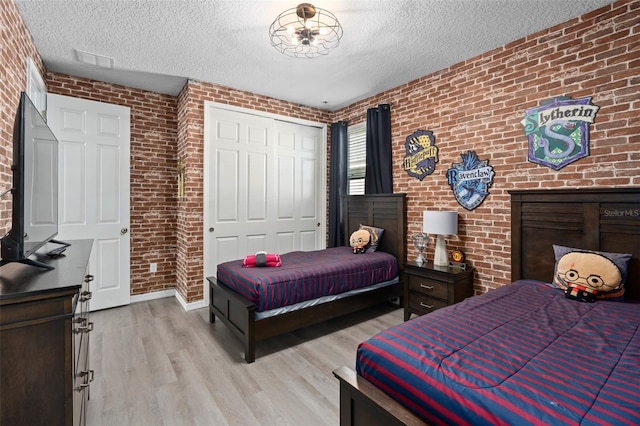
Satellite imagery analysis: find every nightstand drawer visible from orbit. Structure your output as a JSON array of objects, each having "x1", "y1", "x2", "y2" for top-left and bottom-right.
[
  {"x1": 407, "y1": 275, "x2": 448, "y2": 299},
  {"x1": 403, "y1": 261, "x2": 475, "y2": 321},
  {"x1": 408, "y1": 294, "x2": 448, "y2": 315}
]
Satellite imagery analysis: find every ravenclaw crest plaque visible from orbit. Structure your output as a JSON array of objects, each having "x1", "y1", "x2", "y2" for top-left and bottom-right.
[
  {"x1": 446, "y1": 151, "x2": 495, "y2": 211},
  {"x1": 403, "y1": 130, "x2": 438, "y2": 181},
  {"x1": 521, "y1": 96, "x2": 599, "y2": 170}
]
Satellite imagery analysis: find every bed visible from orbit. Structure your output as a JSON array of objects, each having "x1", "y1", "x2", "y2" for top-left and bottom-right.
[
  {"x1": 334, "y1": 187, "x2": 640, "y2": 426},
  {"x1": 207, "y1": 193, "x2": 406, "y2": 363}
]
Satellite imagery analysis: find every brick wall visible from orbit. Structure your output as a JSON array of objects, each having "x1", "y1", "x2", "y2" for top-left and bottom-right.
[
  {"x1": 334, "y1": 0, "x2": 640, "y2": 293},
  {"x1": 175, "y1": 83, "x2": 203, "y2": 303},
  {"x1": 46, "y1": 74, "x2": 179, "y2": 296},
  {"x1": 0, "y1": 0, "x2": 46, "y2": 235}
]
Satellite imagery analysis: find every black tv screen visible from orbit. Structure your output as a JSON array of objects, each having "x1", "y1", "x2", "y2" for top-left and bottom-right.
[{"x1": 1, "y1": 92, "x2": 59, "y2": 269}]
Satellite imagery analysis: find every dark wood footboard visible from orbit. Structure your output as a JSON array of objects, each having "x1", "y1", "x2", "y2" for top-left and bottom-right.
[
  {"x1": 209, "y1": 276, "x2": 257, "y2": 362},
  {"x1": 333, "y1": 366, "x2": 428, "y2": 426},
  {"x1": 209, "y1": 276, "x2": 402, "y2": 363}
]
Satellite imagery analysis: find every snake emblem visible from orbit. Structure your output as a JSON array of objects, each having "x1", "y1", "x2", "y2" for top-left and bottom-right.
[{"x1": 537, "y1": 120, "x2": 576, "y2": 159}]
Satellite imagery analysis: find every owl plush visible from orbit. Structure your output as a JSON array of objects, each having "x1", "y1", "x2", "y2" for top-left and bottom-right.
[{"x1": 349, "y1": 230, "x2": 370, "y2": 254}]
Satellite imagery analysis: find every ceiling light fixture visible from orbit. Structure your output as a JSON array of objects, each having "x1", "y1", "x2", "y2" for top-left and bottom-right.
[{"x1": 269, "y1": 3, "x2": 343, "y2": 58}]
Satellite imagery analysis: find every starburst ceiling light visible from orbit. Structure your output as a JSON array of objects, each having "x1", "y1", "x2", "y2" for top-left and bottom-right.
[{"x1": 269, "y1": 3, "x2": 343, "y2": 58}]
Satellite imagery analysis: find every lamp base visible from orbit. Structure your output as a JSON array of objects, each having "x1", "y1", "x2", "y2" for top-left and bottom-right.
[{"x1": 433, "y1": 235, "x2": 449, "y2": 267}]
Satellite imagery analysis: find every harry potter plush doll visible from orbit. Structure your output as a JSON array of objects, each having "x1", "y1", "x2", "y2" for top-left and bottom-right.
[
  {"x1": 349, "y1": 230, "x2": 370, "y2": 254},
  {"x1": 554, "y1": 249, "x2": 627, "y2": 302}
]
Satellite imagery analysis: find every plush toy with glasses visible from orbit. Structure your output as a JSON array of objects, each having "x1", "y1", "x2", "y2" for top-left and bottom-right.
[{"x1": 349, "y1": 230, "x2": 370, "y2": 254}]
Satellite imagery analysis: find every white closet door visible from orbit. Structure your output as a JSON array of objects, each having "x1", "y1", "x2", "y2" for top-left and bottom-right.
[
  {"x1": 203, "y1": 104, "x2": 326, "y2": 304},
  {"x1": 272, "y1": 119, "x2": 323, "y2": 252}
]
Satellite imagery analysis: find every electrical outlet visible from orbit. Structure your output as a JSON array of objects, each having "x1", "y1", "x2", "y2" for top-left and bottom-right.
[{"x1": 150, "y1": 263, "x2": 157, "y2": 273}]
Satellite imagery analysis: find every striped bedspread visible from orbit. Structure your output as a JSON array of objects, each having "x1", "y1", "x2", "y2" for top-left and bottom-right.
[
  {"x1": 356, "y1": 279, "x2": 640, "y2": 425},
  {"x1": 216, "y1": 246, "x2": 397, "y2": 312}
]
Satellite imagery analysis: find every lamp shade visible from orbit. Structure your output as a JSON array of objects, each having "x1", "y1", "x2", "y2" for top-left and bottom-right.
[
  {"x1": 423, "y1": 210, "x2": 458, "y2": 267},
  {"x1": 422, "y1": 211, "x2": 458, "y2": 236}
]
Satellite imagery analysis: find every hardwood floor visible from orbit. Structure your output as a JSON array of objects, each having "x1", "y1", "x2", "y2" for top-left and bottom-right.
[{"x1": 86, "y1": 297, "x2": 403, "y2": 426}]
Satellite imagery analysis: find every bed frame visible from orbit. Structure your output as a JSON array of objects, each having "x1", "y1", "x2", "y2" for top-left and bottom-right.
[
  {"x1": 208, "y1": 193, "x2": 406, "y2": 363},
  {"x1": 334, "y1": 187, "x2": 640, "y2": 426}
]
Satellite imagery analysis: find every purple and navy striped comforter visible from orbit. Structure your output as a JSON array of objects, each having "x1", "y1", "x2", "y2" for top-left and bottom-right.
[
  {"x1": 216, "y1": 246, "x2": 397, "y2": 312},
  {"x1": 356, "y1": 279, "x2": 640, "y2": 425}
]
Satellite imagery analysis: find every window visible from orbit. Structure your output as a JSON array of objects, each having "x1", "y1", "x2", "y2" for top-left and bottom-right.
[{"x1": 347, "y1": 123, "x2": 366, "y2": 195}]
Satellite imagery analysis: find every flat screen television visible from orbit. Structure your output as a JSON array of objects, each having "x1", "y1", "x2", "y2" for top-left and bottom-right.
[{"x1": 1, "y1": 92, "x2": 63, "y2": 269}]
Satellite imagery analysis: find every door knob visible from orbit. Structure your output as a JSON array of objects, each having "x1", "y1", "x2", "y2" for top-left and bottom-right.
[{"x1": 121, "y1": 227, "x2": 128, "y2": 235}]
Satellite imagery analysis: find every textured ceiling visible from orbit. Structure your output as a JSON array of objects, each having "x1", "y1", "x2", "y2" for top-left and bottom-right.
[{"x1": 16, "y1": 0, "x2": 615, "y2": 111}]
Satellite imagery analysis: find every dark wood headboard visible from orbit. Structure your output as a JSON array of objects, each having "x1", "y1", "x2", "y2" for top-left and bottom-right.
[
  {"x1": 342, "y1": 194, "x2": 407, "y2": 267},
  {"x1": 510, "y1": 188, "x2": 640, "y2": 301}
]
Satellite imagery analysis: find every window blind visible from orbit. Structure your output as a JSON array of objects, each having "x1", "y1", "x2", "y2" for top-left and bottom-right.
[{"x1": 347, "y1": 123, "x2": 366, "y2": 195}]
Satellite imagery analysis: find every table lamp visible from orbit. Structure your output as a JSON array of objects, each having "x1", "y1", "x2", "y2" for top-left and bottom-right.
[{"x1": 422, "y1": 211, "x2": 458, "y2": 267}]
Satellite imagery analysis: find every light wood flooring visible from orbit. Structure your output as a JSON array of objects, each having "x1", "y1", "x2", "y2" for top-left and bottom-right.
[{"x1": 86, "y1": 297, "x2": 404, "y2": 426}]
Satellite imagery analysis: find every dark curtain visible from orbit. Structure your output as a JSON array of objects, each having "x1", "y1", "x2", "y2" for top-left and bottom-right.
[
  {"x1": 328, "y1": 121, "x2": 348, "y2": 247},
  {"x1": 364, "y1": 103, "x2": 393, "y2": 194}
]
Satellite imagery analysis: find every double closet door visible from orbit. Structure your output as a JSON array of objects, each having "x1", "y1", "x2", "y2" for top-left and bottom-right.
[{"x1": 203, "y1": 103, "x2": 326, "y2": 296}]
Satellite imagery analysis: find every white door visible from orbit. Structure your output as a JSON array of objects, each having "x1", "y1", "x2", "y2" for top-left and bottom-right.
[
  {"x1": 203, "y1": 104, "x2": 325, "y2": 301},
  {"x1": 272, "y1": 119, "x2": 324, "y2": 250},
  {"x1": 47, "y1": 94, "x2": 131, "y2": 311}
]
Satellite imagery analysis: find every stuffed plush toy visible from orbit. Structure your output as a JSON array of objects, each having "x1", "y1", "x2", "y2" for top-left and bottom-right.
[
  {"x1": 564, "y1": 284, "x2": 598, "y2": 303},
  {"x1": 554, "y1": 250, "x2": 625, "y2": 302},
  {"x1": 349, "y1": 229, "x2": 370, "y2": 254}
]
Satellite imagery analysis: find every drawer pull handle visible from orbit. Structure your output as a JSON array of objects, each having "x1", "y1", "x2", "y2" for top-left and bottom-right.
[
  {"x1": 76, "y1": 322, "x2": 94, "y2": 333},
  {"x1": 76, "y1": 383, "x2": 90, "y2": 391},
  {"x1": 420, "y1": 302, "x2": 434, "y2": 310},
  {"x1": 420, "y1": 284, "x2": 434, "y2": 291},
  {"x1": 81, "y1": 291, "x2": 92, "y2": 302},
  {"x1": 81, "y1": 369, "x2": 95, "y2": 383}
]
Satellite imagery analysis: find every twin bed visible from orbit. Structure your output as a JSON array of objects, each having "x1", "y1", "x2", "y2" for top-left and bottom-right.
[
  {"x1": 208, "y1": 193, "x2": 406, "y2": 363},
  {"x1": 334, "y1": 188, "x2": 640, "y2": 425}
]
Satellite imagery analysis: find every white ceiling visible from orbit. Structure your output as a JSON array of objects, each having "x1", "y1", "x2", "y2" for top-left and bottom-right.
[{"x1": 16, "y1": 0, "x2": 614, "y2": 111}]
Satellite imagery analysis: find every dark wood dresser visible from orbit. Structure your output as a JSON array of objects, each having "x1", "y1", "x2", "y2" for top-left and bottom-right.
[
  {"x1": 0, "y1": 239, "x2": 94, "y2": 426},
  {"x1": 403, "y1": 260, "x2": 474, "y2": 320}
]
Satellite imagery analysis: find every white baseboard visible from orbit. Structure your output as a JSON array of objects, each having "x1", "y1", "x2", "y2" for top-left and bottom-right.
[
  {"x1": 174, "y1": 290, "x2": 207, "y2": 311},
  {"x1": 129, "y1": 288, "x2": 206, "y2": 312},
  {"x1": 130, "y1": 289, "x2": 175, "y2": 304}
]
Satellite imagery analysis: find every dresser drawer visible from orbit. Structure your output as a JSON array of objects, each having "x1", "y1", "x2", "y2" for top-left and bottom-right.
[
  {"x1": 408, "y1": 294, "x2": 448, "y2": 315},
  {"x1": 407, "y1": 275, "x2": 449, "y2": 300}
]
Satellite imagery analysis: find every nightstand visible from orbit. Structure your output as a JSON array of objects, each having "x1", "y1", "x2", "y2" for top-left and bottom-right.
[{"x1": 403, "y1": 261, "x2": 474, "y2": 320}]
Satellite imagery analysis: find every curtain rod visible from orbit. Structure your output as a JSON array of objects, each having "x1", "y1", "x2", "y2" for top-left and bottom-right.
[{"x1": 347, "y1": 102, "x2": 393, "y2": 124}]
